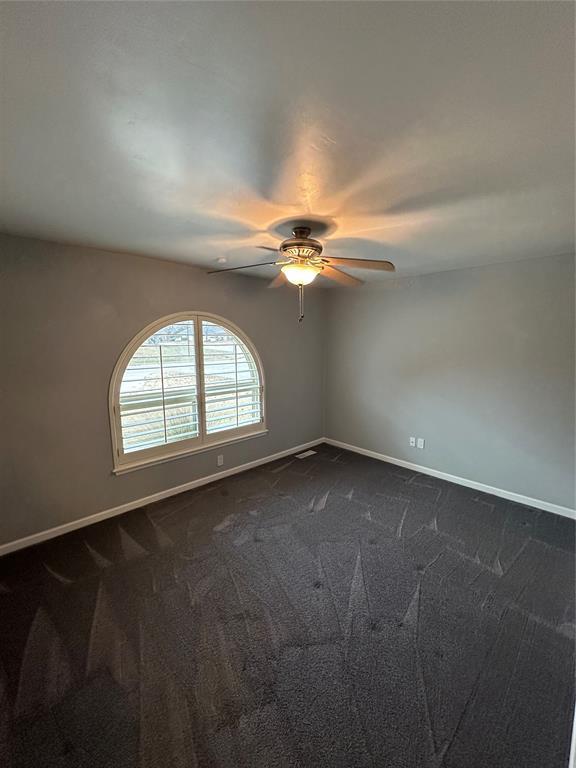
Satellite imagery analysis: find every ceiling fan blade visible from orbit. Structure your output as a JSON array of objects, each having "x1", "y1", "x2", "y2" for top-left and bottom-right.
[
  {"x1": 321, "y1": 265, "x2": 364, "y2": 286},
  {"x1": 324, "y1": 256, "x2": 395, "y2": 272},
  {"x1": 207, "y1": 261, "x2": 278, "y2": 274},
  {"x1": 257, "y1": 246, "x2": 278, "y2": 253},
  {"x1": 268, "y1": 272, "x2": 286, "y2": 288}
]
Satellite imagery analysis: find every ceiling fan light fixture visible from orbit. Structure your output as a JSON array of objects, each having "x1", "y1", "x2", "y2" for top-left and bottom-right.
[
  {"x1": 208, "y1": 222, "x2": 395, "y2": 322},
  {"x1": 281, "y1": 262, "x2": 321, "y2": 286}
]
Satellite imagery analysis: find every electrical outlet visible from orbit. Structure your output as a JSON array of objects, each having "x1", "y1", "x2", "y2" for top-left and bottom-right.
[
  {"x1": 417, "y1": 438, "x2": 425, "y2": 449},
  {"x1": 217, "y1": 454, "x2": 224, "y2": 467},
  {"x1": 409, "y1": 437, "x2": 416, "y2": 447}
]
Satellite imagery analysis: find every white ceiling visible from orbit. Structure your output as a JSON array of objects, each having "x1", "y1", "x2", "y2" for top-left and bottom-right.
[{"x1": 1, "y1": 2, "x2": 574, "y2": 281}]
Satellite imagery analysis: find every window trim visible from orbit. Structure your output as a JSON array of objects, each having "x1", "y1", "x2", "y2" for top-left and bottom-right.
[{"x1": 109, "y1": 311, "x2": 266, "y2": 474}]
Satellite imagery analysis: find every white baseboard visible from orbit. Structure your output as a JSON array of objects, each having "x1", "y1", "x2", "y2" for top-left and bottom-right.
[
  {"x1": 0, "y1": 439, "x2": 324, "y2": 557},
  {"x1": 324, "y1": 438, "x2": 576, "y2": 520},
  {"x1": 570, "y1": 706, "x2": 576, "y2": 768},
  {"x1": 2, "y1": 435, "x2": 573, "y2": 557}
]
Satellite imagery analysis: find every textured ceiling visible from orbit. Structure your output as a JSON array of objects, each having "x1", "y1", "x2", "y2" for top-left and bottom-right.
[{"x1": 1, "y1": 2, "x2": 574, "y2": 281}]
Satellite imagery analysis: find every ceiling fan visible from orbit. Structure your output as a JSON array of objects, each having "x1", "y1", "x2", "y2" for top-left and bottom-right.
[{"x1": 208, "y1": 224, "x2": 395, "y2": 321}]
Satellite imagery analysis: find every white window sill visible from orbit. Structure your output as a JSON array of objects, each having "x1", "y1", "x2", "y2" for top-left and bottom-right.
[{"x1": 112, "y1": 428, "x2": 269, "y2": 475}]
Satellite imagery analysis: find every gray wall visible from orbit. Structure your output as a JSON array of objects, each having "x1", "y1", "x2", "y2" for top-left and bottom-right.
[
  {"x1": 1, "y1": 235, "x2": 574, "y2": 548},
  {"x1": 0, "y1": 234, "x2": 325, "y2": 546},
  {"x1": 324, "y1": 254, "x2": 575, "y2": 509}
]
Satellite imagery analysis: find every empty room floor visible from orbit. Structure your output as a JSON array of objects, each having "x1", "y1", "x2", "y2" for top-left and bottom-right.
[{"x1": 0, "y1": 443, "x2": 574, "y2": 768}]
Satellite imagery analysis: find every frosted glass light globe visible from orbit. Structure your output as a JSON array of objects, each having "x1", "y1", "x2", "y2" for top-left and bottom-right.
[{"x1": 281, "y1": 263, "x2": 321, "y2": 286}]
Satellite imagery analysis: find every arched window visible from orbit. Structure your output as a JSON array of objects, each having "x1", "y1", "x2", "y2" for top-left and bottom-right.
[{"x1": 109, "y1": 313, "x2": 265, "y2": 473}]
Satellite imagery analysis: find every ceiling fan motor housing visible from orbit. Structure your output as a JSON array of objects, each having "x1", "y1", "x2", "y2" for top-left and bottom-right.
[{"x1": 279, "y1": 227, "x2": 324, "y2": 261}]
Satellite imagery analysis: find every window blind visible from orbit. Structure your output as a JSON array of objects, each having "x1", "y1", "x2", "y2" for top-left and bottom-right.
[
  {"x1": 116, "y1": 316, "x2": 263, "y2": 461},
  {"x1": 119, "y1": 321, "x2": 199, "y2": 453},
  {"x1": 202, "y1": 321, "x2": 262, "y2": 434}
]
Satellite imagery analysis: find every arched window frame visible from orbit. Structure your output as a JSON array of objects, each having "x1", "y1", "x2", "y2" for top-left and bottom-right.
[{"x1": 109, "y1": 312, "x2": 266, "y2": 474}]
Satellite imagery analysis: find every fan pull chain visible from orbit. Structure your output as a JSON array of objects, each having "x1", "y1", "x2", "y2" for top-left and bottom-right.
[{"x1": 298, "y1": 284, "x2": 304, "y2": 322}]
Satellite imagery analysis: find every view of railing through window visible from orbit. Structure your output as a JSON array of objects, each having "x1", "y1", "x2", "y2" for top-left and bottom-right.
[{"x1": 117, "y1": 317, "x2": 262, "y2": 456}]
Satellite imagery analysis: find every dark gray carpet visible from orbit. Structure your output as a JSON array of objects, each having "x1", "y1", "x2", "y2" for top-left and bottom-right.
[{"x1": 0, "y1": 443, "x2": 574, "y2": 767}]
